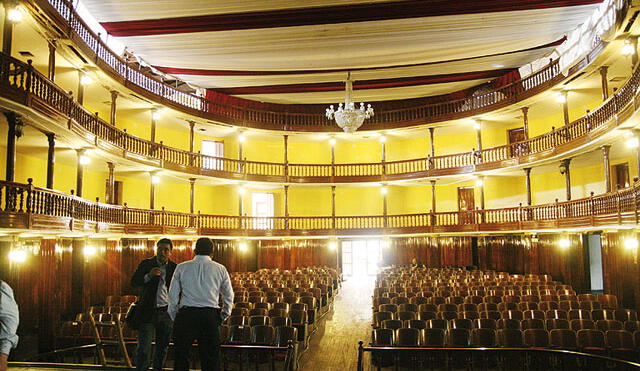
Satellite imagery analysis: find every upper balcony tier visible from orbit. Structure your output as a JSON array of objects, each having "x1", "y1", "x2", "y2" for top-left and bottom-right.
[
  {"x1": 28, "y1": 0, "x2": 610, "y2": 132},
  {"x1": 3, "y1": 48, "x2": 639, "y2": 184}
]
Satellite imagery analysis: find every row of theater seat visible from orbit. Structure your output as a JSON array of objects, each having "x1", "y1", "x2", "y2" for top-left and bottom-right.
[
  {"x1": 375, "y1": 317, "x2": 640, "y2": 333},
  {"x1": 371, "y1": 267, "x2": 635, "y2": 362},
  {"x1": 375, "y1": 301, "x2": 623, "y2": 314},
  {"x1": 371, "y1": 327, "x2": 639, "y2": 361},
  {"x1": 373, "y1": 309, "x2": 637, "y2": 327}
]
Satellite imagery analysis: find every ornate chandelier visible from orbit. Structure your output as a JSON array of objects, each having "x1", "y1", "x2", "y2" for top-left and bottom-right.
[{"x1": 325, "y1": 72, "x2": 374, "y2": 133}]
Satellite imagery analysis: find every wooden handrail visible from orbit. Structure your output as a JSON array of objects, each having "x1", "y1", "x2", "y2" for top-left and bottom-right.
[
  {"x1": 1, "y1": 49, "x2": 638, "y2": 184},
  {"x1": 2, "y1": 179, "x2": 639, "y2": 236},
  {"x1": 27, "y1": 0, "x2": 605, "y2": 132}
]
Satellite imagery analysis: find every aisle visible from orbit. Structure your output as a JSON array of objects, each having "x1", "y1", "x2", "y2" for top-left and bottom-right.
[{"x1": 298, "y1": 277, "x2": 374, "y2": 370}]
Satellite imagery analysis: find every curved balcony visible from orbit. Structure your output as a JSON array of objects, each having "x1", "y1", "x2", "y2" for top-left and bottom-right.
[
  {"x1": 2, "y1": 179, "x2": 637, "y2": 237},
  {"x1": 30, "y1": 0, "x2": 606, "y2": 132},
  {"x1": 2, "y1": 51, "x2": 638, "y2": 184}
]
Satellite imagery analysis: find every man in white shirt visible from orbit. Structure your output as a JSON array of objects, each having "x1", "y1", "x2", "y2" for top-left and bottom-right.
[
  {"x1": 0, "y1": 281, "x2": 19, "y2": 371},
  {"x1": 168, "y1": 238, "x2": 234, "y2": 371}
]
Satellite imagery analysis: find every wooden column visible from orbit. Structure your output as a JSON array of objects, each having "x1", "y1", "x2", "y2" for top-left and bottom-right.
[
  {"x1": 330, "y1": 139, "x2": 336, "y2": 178},
  {"x1": 106, "y1": 162, "x2": 115, "y2": 204},
  {"x1": 4, "y1": 112, "x2": 22, "y2": 182},
  {"x1": 149, "y1": 172, "x2": 156, "y2": 209},
  {"x1": 430, "y1": 180, "x2": 436, "y2": 212},
  {"x1": 521, "y1": 107, "x2": 530, "y2": 139},
  {"x1": 110, "y1": 91, "x2": 118, "y2": 126},
  {"x1": 524, "y1": 167, "x2": 532, "y2": 206},
  {"x1": 475, "y1": 120, "x2": 483, "y2": 151},
  {"x1": 188, "y1": 121, "x2": 196, "y2": 152},
  {"x1": 479, "y1": 177, "x2": 485, "y2": 210},
  {"x1": 150, "y1": 108, "x2": 157, "y2": 143},
  {"x1": 561, "y1": 158, "x2": 572, "y2": 201},
  {"x1": 331, "y1": 186, "x2": 336, "y2": 229},
  {"x1": 599, "y1": 66, "x2": 609, "y2": 101},
  {"x1": 77, "y1": 71, "x2": 85, "y2": 105},
  {"x1": 238, "y1": 187, "x2": 244, "y2": 216},
  {"x1": 429, "y1": 127, "x2": 435, "y2": 157},
  {"x1": 602, "y1": 145, "x2": 611, "y2": 193},
  {"x1": 284, "y1": 185, "x2": 289, "y2": 229},
  {"x1": 283, "y1": 135, "x2": 289, "y2": 178},
  {"x1": 2, "y1": 5, "x2": 14, "y2": 56},
  {"x1": 381, "y1": 136, "x2": 386, "y2": 176},
  {"x1": 561, "y1": 91, "x2": 569, "y2": 126},
  {"x1": 382, "y1": 186, "x2": 388, "y2": 216},
  {"x1": 46, "y1": 133, "x2": 55, "y2": 189},
  {"x1": 75, "y1": 149, "x2": 86, "y2": 197},
  {"x1": 189, "y1": 178, "x2": 196, "y2": 213},
  {"x1": 47, "y1": 40, "x2": 57, "y2": 81}
]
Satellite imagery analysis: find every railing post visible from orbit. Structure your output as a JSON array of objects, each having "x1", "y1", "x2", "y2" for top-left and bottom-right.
[
  {"x1": 25, "y1": 60, "x2": 33, "y2": 93},
  {"x1": 357, "y1": 341, "x2": 364, "y2": 371},
  {"x1": 25, "y1": 178, "x2": 33, "y2": 228},
  {"x1": 589, "y1": 192, "x2": 595, "y2": 226},
  {"x1": 161, "y1": 206, "x2": 166, "y2": 227},
  {"x1": 123, "y1": 202, "x2": 128, "y2": 225},
  {"x1": 95, "y1": 197, "x2": 100, "y2": 222},
  {"x1": 616, "y1": 189, "x2": 622, "y2": 224}
]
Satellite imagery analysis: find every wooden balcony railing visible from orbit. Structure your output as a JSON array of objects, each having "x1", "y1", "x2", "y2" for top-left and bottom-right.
[
  {"x1": 29, "y1": 0, "x2": 605, "y2": 132},
  {"x1": 2, "y1": 179, "x2": 638, "y2": 237},
  {"x1": 2, "y1": 49, "x2": 638, "y2": 184}
]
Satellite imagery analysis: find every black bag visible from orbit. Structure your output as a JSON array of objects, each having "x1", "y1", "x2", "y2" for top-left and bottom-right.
[{"x1": 124, "y1": 302, "x2": 143, "y2": 330}]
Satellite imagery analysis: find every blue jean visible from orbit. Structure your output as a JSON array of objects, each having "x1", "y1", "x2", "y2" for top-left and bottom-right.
[{"x1": 135, "y1": 309, "x2": 172, "y2": 371}]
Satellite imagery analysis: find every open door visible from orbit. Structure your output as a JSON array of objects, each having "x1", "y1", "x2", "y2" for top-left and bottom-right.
[
  {"x1": 458, "y1": 187, "x2": 475, "y2": 224},
  {"x1": 508, "y1": 127, "x2": 528, "y2": 157}
]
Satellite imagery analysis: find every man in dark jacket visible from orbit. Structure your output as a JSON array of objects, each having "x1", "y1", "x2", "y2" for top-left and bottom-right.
[{"x1": 131, "y1": 238, "x2": 177, "y2": 371}]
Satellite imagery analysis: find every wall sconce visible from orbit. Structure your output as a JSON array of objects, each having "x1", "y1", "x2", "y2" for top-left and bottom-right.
[
  {"x1": 79, "y1": 154, "x2": 91, "y2": 165},
  {"x1": 328, "y1": 241, "x2": 338, "y2": 250},
  {"x1": 7, "y1": 6, "x2": 23, "y2": 22},
  {"x1": 556, "y1": 92, "x2": 567, "y2": 104},
  {"x1": 238, "y1": 133, "x2": 246, "y2": 143},
  {"x1": 80, "y1": 73, "x2": 93, "y2": 86},
  {"x1": 379, "y1": 135, "x2": 387, "y2": 143},
  {"x1": 624, "y1": 238, "x2": 638, "y2": 251},
  {"x1": 151, "y1": 175, "x2": 161, "y2": 184},
  {"x1": 238, "y1": 241, "x2": 248, "y2": 252},
  {"x1": 151, "y1": 108, "x2": 162, "y2": 120},
  {"x1": 475, "y1": 177, "x2": 484, "y2": 187},
  {"x1": 329, "y1": 138, "x2": 336, "y2": 146},
  {"x1": 8, "y1": 249, "x2": 26, "y2": 263},
  {"x1": 83, "y1": 246, "x2": 96, "y2": 257},
  {"x1": 622, "y1": 39, "x2": 635, "y2": 56},
  {"x1": 380, "y1": 186, "x2": 388, "y2": 195},
  {"x1": 558, "y1": 238, "x2": 571, "y2": 250},
  {"x1": 559, "y1": 162, "x2": 567, "y2": 175}
]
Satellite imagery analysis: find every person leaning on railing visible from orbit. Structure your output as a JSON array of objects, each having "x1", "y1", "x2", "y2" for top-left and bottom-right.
[{"x1": 0, "y1": 280, "x2": 19, "y2": 371}]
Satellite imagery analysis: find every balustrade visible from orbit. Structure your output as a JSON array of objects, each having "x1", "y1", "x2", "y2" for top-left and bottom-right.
[
  {"x1": 0, "y1": 43, "x2": 636, "y2": 183},
  {"x1": 33, "y1": 0, "x2": 600, "y2": 132},
  {"x1": 3, "y1": 179, "x2": 637, "y2": 236}
]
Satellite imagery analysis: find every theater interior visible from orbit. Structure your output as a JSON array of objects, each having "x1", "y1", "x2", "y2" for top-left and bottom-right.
[{"x1": 2, "y1": 0, "x2": 640, "y2": 370}]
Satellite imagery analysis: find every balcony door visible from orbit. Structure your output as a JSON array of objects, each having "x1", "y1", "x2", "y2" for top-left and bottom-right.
[
  {"x1": 508, "y1": 127, "x2": 528, "y2": 156},
  {"x1": 252, "y1": 192, "x2": 274, "y2": 229},
  {"x1": 202, "y1": 140, "x2": 224, "y2": 170},
  {"x1": 458, "y1": 187, "x2": 475, "y2": 224}
]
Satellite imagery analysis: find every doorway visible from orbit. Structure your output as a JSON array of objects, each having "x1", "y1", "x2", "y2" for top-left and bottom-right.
[
  {"x1": 458, "y1": 187, "x2": 475, "y2": 224},
  {"x1": 585, "y1": 234, "x2": 604, "y2": 293},
  {"x1": 341, "y1": 239, "x2": 382, "y2": 278},
  {"x1": 508, "y1": 127, "x2": 528, "y2": 156}
]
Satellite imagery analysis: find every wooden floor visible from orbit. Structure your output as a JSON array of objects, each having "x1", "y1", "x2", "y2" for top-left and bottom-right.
[{"x1": 298, "y1": 276, "x2": 374, "y2": 371}]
